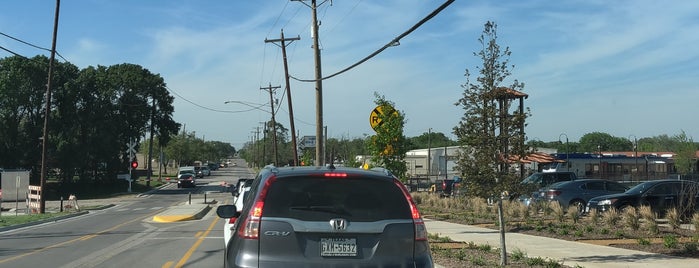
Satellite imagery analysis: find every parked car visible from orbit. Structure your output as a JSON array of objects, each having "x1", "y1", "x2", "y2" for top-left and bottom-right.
[
  {"x1": 223, "y1": 178, "x2": 254, "y2": 248},
  {"x1": 542, "y1": 179, "x2": 629, "y2": 212},
  {"x1": 440, "y1": 177, "x2": 462, "y2": 197},
  {"x1": 586, "y1": 179, "x2": 699, "y2": 217},
  {"x1": 216, "y1": 165, "x2": 433, "y2": 267},
  {"x1": 177, "y1": 174, "x2": 196, "y2": 188},
  {"x1": 518, "y1": 171, "x2": 580, "y2": 205}
]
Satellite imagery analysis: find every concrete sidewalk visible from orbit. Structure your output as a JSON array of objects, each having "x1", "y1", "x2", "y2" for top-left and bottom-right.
[{"x1": 425, "y1": 219, "x2": 698, "y2": 268}]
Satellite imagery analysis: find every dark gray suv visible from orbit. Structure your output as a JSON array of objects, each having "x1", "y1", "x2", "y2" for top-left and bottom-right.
[{"x1": 216, "y1": 165, "x2": 433, "y2": 267}]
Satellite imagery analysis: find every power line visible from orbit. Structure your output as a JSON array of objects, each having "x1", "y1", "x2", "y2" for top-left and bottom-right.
[
  {"x1": 0, "y1": 31, "x2": 68, "y2": 62},
  {"x1": 290, "y1": 0, "x2": 454, "y2": 83},
  {"x1": 0, "y1": 45, "x2": 26, "y2": 58},
  {"x1": 166, "y1": 86, "x2": 266, "y2": 114}
]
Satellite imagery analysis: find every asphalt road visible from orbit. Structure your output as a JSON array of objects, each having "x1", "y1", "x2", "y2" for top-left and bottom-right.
[{"x1": 0, "y1": 160, "x2": 255, "y2": 268}]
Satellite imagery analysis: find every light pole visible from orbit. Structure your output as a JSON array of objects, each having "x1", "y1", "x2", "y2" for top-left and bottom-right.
[
  {"x1": 427, "y1": 128, "x2": 431, "y2": 180},
  {"x1": 558, "y1": 133, "x2": 569, "y2": 171},
  {"x1": 628, "y1": 135, "x2": 638, "y2": 182},
  {"x1": 598, "y1": 145, "x2": 602, "y2": 179}
]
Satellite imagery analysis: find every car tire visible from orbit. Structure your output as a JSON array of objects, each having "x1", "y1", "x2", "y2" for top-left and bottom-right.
[{"x1": 570, "y1": 200, "x2": 585, "y2": 213}]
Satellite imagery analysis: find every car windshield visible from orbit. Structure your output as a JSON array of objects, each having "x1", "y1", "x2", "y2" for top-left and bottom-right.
[
  {"x1": 625, "y1": 182, "x2": 653, "y2": 194},
  {"x1": 547, "y1": 181, "x2": 568, "y2": 188},
  {"x1": 521, "y1": 173, "x2": 542, "y2": 184}
]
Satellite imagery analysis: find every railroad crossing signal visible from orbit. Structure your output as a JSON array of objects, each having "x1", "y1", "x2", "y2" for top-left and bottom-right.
[
  {"x1": 130, "y1": 161, "x2": 138, "y2": 169},
  {"x1": 127, "y1": 140, "x2": 137, "y2": 161}
]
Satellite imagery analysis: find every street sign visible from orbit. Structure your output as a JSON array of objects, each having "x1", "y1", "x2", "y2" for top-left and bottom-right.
[
  {"x1": 369, "y1": 104, "x2": 396, "y2": 131},
  {"x1": 300, "y1": 136, "x2": 316, "y2": 148}
]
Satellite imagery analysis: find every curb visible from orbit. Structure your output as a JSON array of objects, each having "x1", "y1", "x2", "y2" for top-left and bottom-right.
[
  {"x1": 152, "y1": 204, "x2": 212, "y2": 223},
  {"x1": 0, "y1": 210, "x2": 89, "y2": 233}
]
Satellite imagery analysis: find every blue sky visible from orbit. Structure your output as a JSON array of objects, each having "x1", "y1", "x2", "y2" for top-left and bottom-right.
[{"x1": 2, "y1": 0, "x2": 698, "y2": 149}]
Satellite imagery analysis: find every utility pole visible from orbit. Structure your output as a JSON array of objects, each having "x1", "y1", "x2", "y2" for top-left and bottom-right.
[
  {"x1": 265, "y1": 30, "x2": 301, "y2": 166},
  {"x1": 40, "y1": 0, "x2": 61, "y2": 214},
  {"x1": 147, "y1": 98, "x2": 155, "y2": 187},
  {"x1": 293, "y1": 0, "x2": 327, "y2": 166},
  {"x1": 261, "y1": 84, "x2": 281, "y2": 165}
]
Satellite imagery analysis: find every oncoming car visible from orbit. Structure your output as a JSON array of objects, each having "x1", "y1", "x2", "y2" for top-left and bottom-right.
[
  {"x1": 177, "y1": 174, "x2": 196, "y2": 188},
  {"x1": 216, "y1": 165, "x2": 434, "y2": 267}
]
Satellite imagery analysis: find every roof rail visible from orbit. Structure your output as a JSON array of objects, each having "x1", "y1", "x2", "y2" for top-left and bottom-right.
[{"x1": 370, "y1": 167, "x2": 393, "y2": 176}]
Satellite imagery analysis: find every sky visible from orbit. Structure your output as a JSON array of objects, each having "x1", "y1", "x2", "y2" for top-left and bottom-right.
[{"x1": 2, "y1": 0, "x2": 698, "y2": 149}]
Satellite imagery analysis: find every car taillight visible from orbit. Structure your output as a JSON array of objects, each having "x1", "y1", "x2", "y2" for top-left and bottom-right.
[
  {"x1": 228, "y1": 216, "x2": 237, "y2": 224},
  {"x1": 238, "y1": 176, "x2": 276, "y2": 240},
  {"x1": 442, "y1": 181, "x2": 446, "y2": 190},
  {"x1": 394, "y1": 179, "x2": 427, "y2": 241},
  {"x1": 546, "y1": 190, "x2": 562, "y2": 198}
]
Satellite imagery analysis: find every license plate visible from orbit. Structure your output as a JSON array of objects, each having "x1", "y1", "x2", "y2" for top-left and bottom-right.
[{"x1": 320, "y1": 238, "x2": 357, "y2": 257}]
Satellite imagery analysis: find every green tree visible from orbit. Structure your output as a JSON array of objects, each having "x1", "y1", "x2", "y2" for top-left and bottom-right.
[
  {"x1": 407, "y1": 131, "x2": 456, "y2": 150},
  {"x1": 453, "y1": 21, "x2": 530, "y2": 198},
  {"x1": 578, "y1": 132, "x2": 633, "y2": 152},
  {"x1": 673, "y1": 130, "x2": 696, "y2": 175},
  {"x1": 326, "y1": 136, "x2": 369, "y2": 167},
  {"x1": 367, "y1": 93, "x2": 408, "y2": 180}
]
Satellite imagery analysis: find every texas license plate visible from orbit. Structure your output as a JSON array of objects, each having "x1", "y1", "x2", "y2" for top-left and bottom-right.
[{"x1": 320, "y1": 238, "x2": 357, "y2": 257}]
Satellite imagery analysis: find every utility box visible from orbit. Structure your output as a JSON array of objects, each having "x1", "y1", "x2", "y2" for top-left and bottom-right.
[{"x1": 0, "y1": 169, "x2": 31, "y2": 202}]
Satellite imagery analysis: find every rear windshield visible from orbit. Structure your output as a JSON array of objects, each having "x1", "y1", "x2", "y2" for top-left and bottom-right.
[{"x1": 263, "y1": 176, "x2": 412, "y2": 222}]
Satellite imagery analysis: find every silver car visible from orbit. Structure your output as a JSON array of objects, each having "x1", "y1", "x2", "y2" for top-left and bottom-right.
[
  {"x1": 543, "y1": 179, "x2": 629, "y2": 212},
  {"x1": 216, "y1": 165, "x2": 433, "y2": 267}
]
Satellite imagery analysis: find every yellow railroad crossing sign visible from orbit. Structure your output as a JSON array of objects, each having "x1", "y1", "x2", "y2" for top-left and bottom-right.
[{"x1": 369, "y1": 104, "x2": 396, "y2": 131}]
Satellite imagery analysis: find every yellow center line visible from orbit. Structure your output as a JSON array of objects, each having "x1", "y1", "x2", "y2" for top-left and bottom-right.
[
  {"x1": 173, "y1": 213, "x2": 220, "y2": 268},
  {"x1": 0, "y1": 206, "x2": 168, "y2": 265}
]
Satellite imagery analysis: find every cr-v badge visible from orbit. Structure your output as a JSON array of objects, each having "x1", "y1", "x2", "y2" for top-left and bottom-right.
[{"x1": 329, "y1": 218, "x2": 348, "y2": 231}]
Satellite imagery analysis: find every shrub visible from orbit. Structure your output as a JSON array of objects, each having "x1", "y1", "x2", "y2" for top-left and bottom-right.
[
  {"x1": 663, "y1": 235, "x2": 679, "y2": 249},
  {"x1": 566, "y1": 206, "x2": 581, "y2": 224},
  {"x1": 638, "y1": 205, "x2": 655, "y2": 221},
  {"x1": 693, "y1": 213, "x2": 699, "y2": 234},
  {"x1": 637, "y1": 238, "x2": 651, "y2": 245},
  {"x1": 511, "y1": 248, "x2": 527, "y2": 261},
  {"x1": 506, "y1": 200, "x2": 521, "y2": 219},
  {"x1": 603, "y1": 208, "x2": 621, "y2": 226},
  {"x1": 666, "y1": 208, "x2": 681, "y2": 230},
  {"x1": 684, "y1": 242, "x2": 699, "y2": 253},
  {"x1": 550, "y1": 202, "x2": 565, "y2": 223},
  {"x1": 588, "y1": 209, "x2": 600, "y2": 225},
  {"x1": 622, "y1": 207, "x2": 640, "y2": 230},
  {"x1": 519, "y1": 203, "x2": 531, "y2": 222}
]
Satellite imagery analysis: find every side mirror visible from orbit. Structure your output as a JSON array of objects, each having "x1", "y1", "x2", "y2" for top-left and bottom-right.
[
  {"x1": 216, "y1": 205, "x2": 238, "y2": 218},
  {"x1": 231, "y1": 186, "x2": 239, "y2": 197}
]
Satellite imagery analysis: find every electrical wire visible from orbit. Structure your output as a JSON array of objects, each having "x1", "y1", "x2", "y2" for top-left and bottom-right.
[
  {"x1": 0, "y1": 45, "x2": 26, "y2": 58},
  {"x1": 0, "y1": 31, "x2": 68, "y2": 62},
  {"x1": 166, "y1": 86, "x2": 268, "y2": 114},
  {"x1": 289, "y1": 0, "x2": 455, "y2": 83}
]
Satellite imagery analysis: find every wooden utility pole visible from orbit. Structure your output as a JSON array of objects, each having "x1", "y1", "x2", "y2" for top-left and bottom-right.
[
  {"x1": 261, "y1": 84, "x2": 281, "y2": 165},
  {"x1": 40, "y1": 0, "x2": 61, "y2": 214},
  {"x1": 265, "y1": 30, "x2": 301, "y2": 166},
  {"x1": 293, "y1": 0, "x2": 326, "y2": 166}
]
